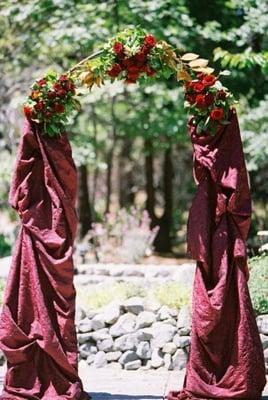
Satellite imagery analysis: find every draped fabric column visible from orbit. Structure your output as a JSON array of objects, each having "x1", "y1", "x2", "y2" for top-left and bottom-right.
[
  {"x1": 0, "y1": 120, "x2": 90, "y2": 400},
  {"x1": 167, "y1": 110, "x2": 266, "y2": 400}
]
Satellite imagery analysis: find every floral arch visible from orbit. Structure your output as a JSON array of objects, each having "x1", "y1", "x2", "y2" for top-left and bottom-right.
[
  {"x1": 23, "y1": 27, "x2": 235, "y2": 138},
  {"x1": 0, "y1": 27, "x2": 265, "y2": 400}
]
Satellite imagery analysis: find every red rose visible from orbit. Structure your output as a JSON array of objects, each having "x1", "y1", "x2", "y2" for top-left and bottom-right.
[
  {"x1": 202, "y1": 74, "x2": 216, "y2": 86},
  {"x1": 195, "y1": 94, "x2": 206, "y2": 108},
  {"x1": 185, "y1": 94, "x2": 196, "y2": 104},
  {"x1": 193, "y1": 82, "x2": 205, "y2": 93},
  {"x1": 127, "y1": 72, "x2": 139, "y2": 81},
  {"x1": 125, "y1": 78, "x2": 137, "y2": 84},
  {"x1": 45, "y1": 111, "x2": 52, "y2": 119},
  {"x1": 59, "y1": 74, "x2": 68, "y2": 81},
  {"x1": 23, "y1": 105, "x2": 33, "y2": 119},
  {"x1": 37, "y1": 78, "x2": 46, "y2": 86},
  {"x1": 205, "y1": 93, "x2": 214, "y2": 106},
  {"x1": 57, "y1": 89, "x2": 67, "y2": 97},
  {"x1": 66, "y1": 81, "x2": 75, "y2": 92},
  {"x1": 145, "y1": 66, "x2": 156, "y2": 76},
  {"x1": 53, "y1": 83, "x2": 62, "y2": 91},
  {"x1": 113, "y1": 42, "x2": 124, "y2": 55},
  {"x1": 144, "y1": 34, "x2": 157, "y2": 48},
  {"x1": 53, "y1": 103, "x2": 65, "y2": 113},
  {"x1": 217, "y1": 89, "x2": 227, "y2": 100},
  {"x1": 47, "y1": 90, "x2": 56, "y2": 99},
  {"x1": 135, "y1": 51, "x2": 147, "y2": 64},
  {"x1": 210, "y1": 107, "x2": 225, "y2": 120},
  {"x1": 127, "y1": 65, "x2": 140, "y2": 74},
  {"x1": 34, "y1": 101, "x2": 45, "y2": 112},
  {"x1": 197, "y1": 72, "x2": 205, "y2": 80},
  {"x1": 108, "y1": 63, "x2": 122, "y2": 77}
]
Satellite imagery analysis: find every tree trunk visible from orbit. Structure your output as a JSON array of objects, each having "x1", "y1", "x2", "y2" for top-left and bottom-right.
[
  {"x1": 145, "y1": 138, "x2": 156, "y2": 221},
  {"x1": 77, "y1": 164, "x2": 92, "y2": 239},
  {"x1": 119, "y1": 138, "x2": 135, "y2": 207},
  {"x1": 105, "y1": 97, "x2": 117, "y2": 214}
]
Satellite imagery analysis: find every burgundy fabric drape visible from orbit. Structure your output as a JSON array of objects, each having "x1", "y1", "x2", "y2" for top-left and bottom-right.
[
  {"x1": 0, "y1": 120, "x2": 89, "y2": 399},
  {"x1": 167, "y1": 110, "x2": 266, "y2": 400}
]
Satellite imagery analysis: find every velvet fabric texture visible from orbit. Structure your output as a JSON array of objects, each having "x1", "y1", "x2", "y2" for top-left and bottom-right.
[
  {"x1": 0, "y1": 120, "x2": 90, "y2": 399},
  {"x1": 167, "y1": 110, "x2": 266, "y2": 400}
]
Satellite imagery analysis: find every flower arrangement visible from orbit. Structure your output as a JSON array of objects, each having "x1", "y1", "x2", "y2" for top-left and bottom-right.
[
  {"x1": 76, "y1": 27, "x2": 177, "y2": 88},
  {"x1": 23, "y1": 71, "x2": 78, "y2": 137},
  {"x1": 23, "y1": 27, "x2": 236, "y2": 137}
]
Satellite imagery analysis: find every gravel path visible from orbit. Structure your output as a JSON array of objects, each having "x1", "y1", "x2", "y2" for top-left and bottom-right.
[{"x1": 0, "y1": 365, "x2": 267, "y2": 400}]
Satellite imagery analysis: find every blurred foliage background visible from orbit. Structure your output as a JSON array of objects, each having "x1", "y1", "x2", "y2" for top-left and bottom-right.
[{"x1": 0, "y1": 0, "x2": 267, "y2": 258}]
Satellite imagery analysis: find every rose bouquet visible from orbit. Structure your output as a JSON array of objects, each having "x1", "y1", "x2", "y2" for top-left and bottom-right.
[{"x1": 23, "y1": 72, "x2": 78, "y2": 137}]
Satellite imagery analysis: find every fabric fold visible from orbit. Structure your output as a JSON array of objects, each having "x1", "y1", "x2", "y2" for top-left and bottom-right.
[
  {"x1": 0, "y1": 120, "x2": 89, "y2": 399},
  {"x1": 167, "y1": 110, "x2": 266, "y2": 400}
]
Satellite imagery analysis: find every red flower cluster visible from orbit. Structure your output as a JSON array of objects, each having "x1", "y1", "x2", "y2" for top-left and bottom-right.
[
  {"x1": 184, "y1": 73, "x2": 227, "y2": 123},
  {"x1": 108, "y1": 34, "x2": 157, "y2": 83},
  {"x1": 24, "y1": 74, "x2": 76, "y2": 122}
]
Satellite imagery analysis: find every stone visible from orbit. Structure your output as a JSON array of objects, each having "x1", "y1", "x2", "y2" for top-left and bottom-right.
[
  {"x1": 91, "y1": 328, "x2": 111, "y2": 342},
  {"x1": 172, "y1": 349, "x2": 188, "y2": 370},
  {"x1": 173, "y1": 335, "x2": 191, "y2": 348},
  {"x1": 136, "y1": 341, "x2": 151, "y2": 360},
  {"x1": 164, "y1": 353, "x2": 172, "y2": 370},
  {"x1": 97, "y1": 338, "x2": 114, "y2": 352},
  {"x1": 260, "y1": 333, "x2": 268, "y2": 350},
  {"x1": 75, "y1": 305, "x2": 86, "y2": 322},
  {"x1": 106, "y1": 351, "x2": 122, "y2": 362},
  {"x1": 177, "y1": 306, "x2": 192, "y2": 330},
  {"x1": 79, "y1": 342, "x2": 97, "y2": 358},
  {"x1": 125, "y1": 360, "x2": 142, "y2": 370},
  {"x1": 103, "y1": 303, "x2": 122, "y2": 325},
  {"x1": 78, "y1": 317, "x2": 93, "y2": 333},
  {"x1": 78, "y1": 359, "x2": 88, "y2": 370},
  {"x1": 110, "y1": 313, "x2": 137, "y2": 337},
  {"x1": 164, "y1": 318, "x2": 177, "y2": 327},
  {"x1": 135, "y1": 311, "x2": 156, "y2": 329},
  {"x1": 86, "y1": 354, "x2": 96, "y2": 365},
  {"x1": 139, "y1": 360, "x2": 152, "y2": 370},
  {"x1": 91, "y1": 314, "x2": 106, "y2": 331},
  {"x1": 77, "y1": 332, "x2": 92, "y2": 345},
  {"x1": 179, "y1": 327, "x2": 191, "y2": 336},
  {"x1": 162, "y1": 342, "x2": 177, "y2": 355},
  {"x1": 136, "y1": 328, "x2": 154, "y2": 341},
  {"x1": 119, "y1": 350, "x2": 139, "y2": 365},
  {"x1": 144, "y1": 298, "x2": 161, "y2": 312},
  {"x1": 157, "y1": 305, "x2": 172, "y2": 321},
  {"x1": 87, "y1": 310, "x2": 98, "y2": 319},
  {"x1": 114, "y1": 333, "x2": 138, "y2": 351},
  {"x1": 106, "y1": 362, "x2": 122, "y2": 369},
  {"x1": 93, "y1": 351, "x2": 107, "y2": 368},
  {"x1": 0, "y1": 349, "x2": 5, "y2": 366},
  {"x1": 151, "y1": 323, "x2": 176, "y2": 348},
  {"x1": 257, "y1": 315, "x2": 268, "y2": 335},
  {"x1": 124, "y1": 297, "x2": 144, "y2": 315},
  {"x1": 151, "y1": 348, "x2": 164, "y2": 368}
]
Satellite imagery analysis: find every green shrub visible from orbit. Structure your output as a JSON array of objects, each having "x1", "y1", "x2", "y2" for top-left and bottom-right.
[
  {"x1": 77, "y1": 282, "x2": 146, "y2": 311},
  {"x1": 154, "y1": 282, "x2": 192, "y2": 310},
  {"x1": 0, "y1": 279, "x2": 6, "y2": 305},
  {"x1": 0, "y1": 234, "x2": 11, "y2": 257},
  {"x1": 248, "y1": 254, "x2": 268, "y2": 315}
]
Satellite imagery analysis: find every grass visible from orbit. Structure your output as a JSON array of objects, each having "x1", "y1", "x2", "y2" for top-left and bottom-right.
[{"x1": 248, "y1": 254, "x2": 268, "y2": 315}]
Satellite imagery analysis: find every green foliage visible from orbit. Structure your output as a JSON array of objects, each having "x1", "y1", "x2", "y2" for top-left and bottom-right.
[
  {"x1": 248, "y1": 255, "x2": 268, "y2": 315},
  {"x1": 0, "y1": 279, "x2": 6, "y2": 306},
  {"x1": 76, "y1": 282, "x2": 146, "y2": 311},
  {"x1": 154, "y1": 282, "x2": 192, "y2": 309},
  {"x1": 0, "y1": 234, "x2": 11, "y2": 257}
]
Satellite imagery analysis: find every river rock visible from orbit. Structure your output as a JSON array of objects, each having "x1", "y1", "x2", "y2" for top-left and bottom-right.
[
  {"x1": 103, "y1": 303, "x2": 122, "y2": 325},
  {"x1": 110, "y1": 313, "x2": 137, "y2": 337},
  {"x1": 257, "y1": 315, "x2": 268, "y2": 335},
  {"x1": 114, "y1": 333, "x2": 138, "y2": 351},
  {"x1": 151, "y1": 348, "x2": 164, "y2": 368},
  {"x1": 91, "y1": 314, "x2": 106, "y2": 331},
  {"x1": 173, "y1": 335, "x2": 191, "y2": 348},
  {"x1": 172, "y1": 348, "x2": 188, "y2": 370},
  {"x1": 136, "y1": 341, "x2": 151, "y2": 359},
  {"x1": 94, "y1": 351, "x2": 107, "y2": 368},
  {"x1": 97, "y1": 338, "x2": 114, "y2": 352},
  {"x1": 162, "y1": 342, "x2": 177, "y2": 354},
  {"x1": 151, "y1": 323, "x2": 176, "y2": 348},
  {"x1": 80, "y1": 342, "x2": 97, "y2": 358},
  {"x1": 135, "y1": 311, "x2": 156, "y2": 329},
  {"x1": 125, "y1": 360, "x2": 142, "y2": 370},
  {"x1": 124, "y1": 297, "x2": 144, "y2": 315},
  {"x1": 136, "y1": 328, "x2": 154, "y2": 341},
  {"x1": 106, "y1": 351, "x2": 122, "y2": 362},
  {"x1": 119, "y1": 350, "x2": 139, "y2": 365},
  {"x1": 91, "y1": 328, "x2": 111, "y2": 341}
]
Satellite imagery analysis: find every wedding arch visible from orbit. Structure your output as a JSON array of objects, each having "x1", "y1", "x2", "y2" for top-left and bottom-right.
[{"x1": 0, "y1": 28, "x2": 265, "y2": 400}]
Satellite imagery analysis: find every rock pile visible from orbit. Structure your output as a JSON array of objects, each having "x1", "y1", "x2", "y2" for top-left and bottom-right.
[{"x1": 76, "y1": 298, "x2": 268, "y2": 372}]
